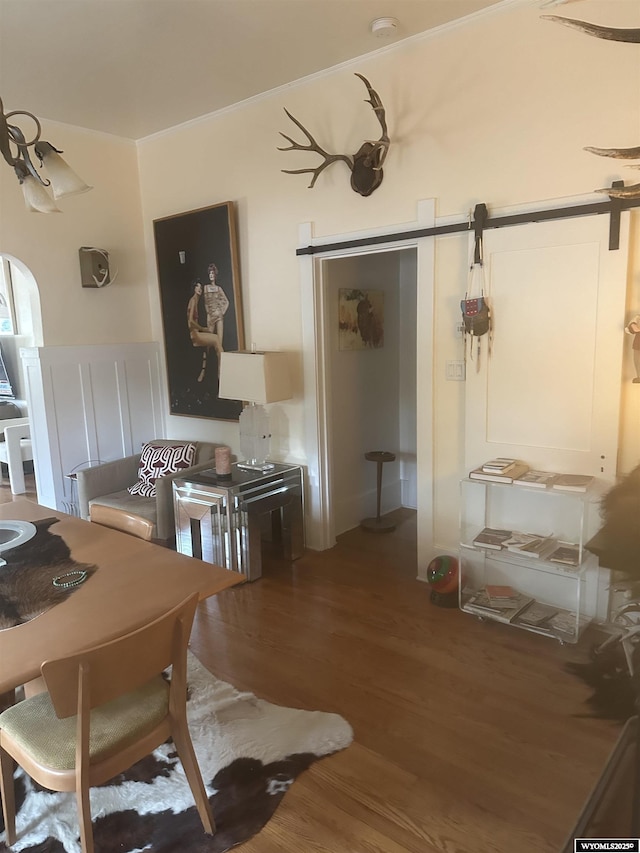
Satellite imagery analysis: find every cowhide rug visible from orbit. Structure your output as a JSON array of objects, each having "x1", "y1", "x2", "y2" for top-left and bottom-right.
[
  {"x1": 0, "y1": 654, "x2": 353, "y2": 853},
  {"x1": 0, "y1": 517, "x2": 96, "y2": 629}
]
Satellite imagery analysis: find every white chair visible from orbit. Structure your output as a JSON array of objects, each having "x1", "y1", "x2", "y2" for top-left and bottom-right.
[{"x1": 0, "y1": 418, "x2": 32, "y2": 494}]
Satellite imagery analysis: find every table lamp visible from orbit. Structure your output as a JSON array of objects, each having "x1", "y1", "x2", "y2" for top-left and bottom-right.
[{"x1": 218, "y1": 351, "x2": 292, "y2": 471}]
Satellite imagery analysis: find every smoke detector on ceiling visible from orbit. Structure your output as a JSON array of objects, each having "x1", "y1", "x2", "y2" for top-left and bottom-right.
[{"x1": 370, "y1": 17, "x2": 399, "y2": 39}]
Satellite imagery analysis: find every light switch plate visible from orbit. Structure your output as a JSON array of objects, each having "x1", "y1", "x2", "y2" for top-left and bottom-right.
[{"x1": 446, "y1": 360, "x2": 465, "y2": 381}]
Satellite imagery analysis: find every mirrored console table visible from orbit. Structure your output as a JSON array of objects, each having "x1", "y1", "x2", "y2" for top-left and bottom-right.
[{"x1": 172, "y1": 463, "x2": 304, "y2": 581}]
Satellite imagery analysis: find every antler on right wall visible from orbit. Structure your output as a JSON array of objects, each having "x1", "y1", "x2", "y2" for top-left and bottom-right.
[{"x1": 543, "y1": 14, "x2": 640, "y2": 198}]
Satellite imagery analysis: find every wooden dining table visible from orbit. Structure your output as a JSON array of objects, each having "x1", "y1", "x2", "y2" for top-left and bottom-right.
[{"x1": 0, "y1": 499, "x2": 243, "y2": 699}]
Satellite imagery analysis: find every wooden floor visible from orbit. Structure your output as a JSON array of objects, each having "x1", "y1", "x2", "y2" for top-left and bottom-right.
[
  {"x1": 190, "y1": 507, "x2": 620, "y2": 853},
  {"x1": 8, "y1": 481, "x2": 620, "y2": 852}
]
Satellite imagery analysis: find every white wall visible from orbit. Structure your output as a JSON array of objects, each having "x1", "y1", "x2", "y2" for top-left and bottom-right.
[
  {"x1": 1, "y1": 1, "x2": 638, "y2": 561},
  {"x1": 137, "y1": 1, "x2": 640, "y2": 560},
  {"x1": 0, "y1": 123, "x2": 151, "y2": 346}
]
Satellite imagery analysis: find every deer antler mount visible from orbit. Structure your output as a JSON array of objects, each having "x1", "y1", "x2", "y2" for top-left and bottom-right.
[{"x1": 278, "y1": 73, "x2": 390, "y2": 197}]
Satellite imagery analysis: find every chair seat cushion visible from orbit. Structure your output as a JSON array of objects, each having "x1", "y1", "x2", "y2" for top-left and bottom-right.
[
  {"x1": 128, "y1": 442, "x2": 196, "y2": 498},
  {"x1": 0, "y1": 676, "x2": 169, "y2": 771},
  {"x1": 89, "y1": 490, "x2": 158, "y2": 529},
  {"x1": 89, "y1": 504, "x2": 155, "y2": 540}
]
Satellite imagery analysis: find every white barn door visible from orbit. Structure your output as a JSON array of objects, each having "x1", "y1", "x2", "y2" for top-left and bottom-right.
[{"x1": 465, "y1": 199, "x2": 630, "y2": 485}]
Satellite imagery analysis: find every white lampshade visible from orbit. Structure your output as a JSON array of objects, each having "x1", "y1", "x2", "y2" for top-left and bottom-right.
[
  {"x1": 218, "y1": 351, "x2": 292, "y2": 470},
  {"x1": 19, "y1": 174, "x2": 61, "y2": 213},
  {"x1": 36, "y1": 142, "x2": 92, "y2": 200},
  {"x1": 218, "y1": 351, "x2": 292, "y2": 404}
]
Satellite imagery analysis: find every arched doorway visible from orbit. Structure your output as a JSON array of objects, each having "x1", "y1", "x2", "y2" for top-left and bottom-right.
[{"x1": 0, "y1": 255, "x2": 43, "y2": 496}]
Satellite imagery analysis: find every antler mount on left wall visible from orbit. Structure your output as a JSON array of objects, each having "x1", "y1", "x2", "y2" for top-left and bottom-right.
[{"x1": 278, "y1": 73, "x2": 390, "y2": 197}]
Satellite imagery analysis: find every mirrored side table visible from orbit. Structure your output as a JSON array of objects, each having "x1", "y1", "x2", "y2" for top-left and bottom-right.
[{"x1": 173, "y1": 463, "x2": 304, "y2": 581}]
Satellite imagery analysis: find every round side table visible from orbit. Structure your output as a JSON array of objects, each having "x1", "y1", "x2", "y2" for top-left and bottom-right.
[{"x1": 361, "y1": 450, "x2": 396, "y2": 533}]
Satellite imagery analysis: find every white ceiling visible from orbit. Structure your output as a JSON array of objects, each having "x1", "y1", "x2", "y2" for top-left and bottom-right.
[{"x1": 0, "y1": 0, "x2": 504, "y2": 139}]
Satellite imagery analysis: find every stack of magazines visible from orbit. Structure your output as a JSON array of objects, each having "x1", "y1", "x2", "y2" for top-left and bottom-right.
[
  {"x1": 463, "y1": 586, "x2": 533, "y2": 623},
  {"x1": 468, "y1": 460, "x2": 596, "y2": 491},
  {"x1": 514, "y1": 601, "x2": 560, "y2": 628},
  {"x1": 470, "y1": 530, "x2": 583, "y2": 567},
  {"x1": 472, "y1": 528, "x2": 513, "y2": 550},
  {"x1": 544, "y1": 609, "x2": 590, "y2": 639},
  {"x1": 512, "y1": 470, "x2": 558, "y2": 489},
  {"x1": 547, "y1": 542, "x2": 581, "y2": 566},
  {"x1": 464, "y1": 589, "x2": 589, "y2": 637},
  {"x1": 502, "y1": 532, "x2": 556, "y2": 559}
]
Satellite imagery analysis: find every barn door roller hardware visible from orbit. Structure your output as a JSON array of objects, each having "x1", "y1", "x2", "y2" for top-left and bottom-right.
[{"x1": 473, "y1": 203, "x2": 488, "y2": 265}]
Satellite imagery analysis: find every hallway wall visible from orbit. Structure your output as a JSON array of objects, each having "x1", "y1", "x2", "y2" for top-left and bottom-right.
[{"x1": 399, "y1": 250, "x2": 418, "y2": 509}]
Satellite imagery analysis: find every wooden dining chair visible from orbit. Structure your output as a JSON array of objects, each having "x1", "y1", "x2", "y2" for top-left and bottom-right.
[{"x1": 0, "y1": 593, "x2": 215, "y2": 853}]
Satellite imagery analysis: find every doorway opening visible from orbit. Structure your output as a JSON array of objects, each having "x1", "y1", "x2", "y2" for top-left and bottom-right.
[
  {"x1": 321, "y1": 248, "x2": 417, "y2": 539},
  {"x1": 0, "y1": 255, "x2": 43, "y2": 498},
  {"x1": 298, "y1": 200, "x2": 435, "y2": 566}
]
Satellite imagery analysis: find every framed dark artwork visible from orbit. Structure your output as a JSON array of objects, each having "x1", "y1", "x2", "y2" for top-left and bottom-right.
[{"x1": 154, "y1": 202, "x2": 245, "y2": 420}]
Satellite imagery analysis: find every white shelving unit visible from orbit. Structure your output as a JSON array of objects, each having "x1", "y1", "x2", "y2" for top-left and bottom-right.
[{"x1": 458, "y1": 476, "x2": 605, "y2": 643}]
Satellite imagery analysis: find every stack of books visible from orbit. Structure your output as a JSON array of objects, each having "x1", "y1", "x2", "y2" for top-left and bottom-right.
[
  {"x1": 551, "y1": 474, "x2": 594, "y2": 493},
  {"x1": 503, "y1": 533, "x2": 556, "y2": 559},
  {"x1": 514, "y1": 601, "x2": 559, "y2": 628},
  {"x1": 472, "y1": 527, "x2": 513, "y2": 550},
  {"x1": 468, "y1": 464, "x2": 596, "y2": 491},
  {"x1": 463, "y1": 586, "x2": 534, "y2": 623},
  {"x1": 469, "y1": 459, "x2": 530, "y2": 484},
  {"x1": 481, "y1": 458, "x2": 517, "y2": 474},
  {"x1": 548, "y1": 542, "x2": 581, "y2": 567},
  {"x1": 485, "y1": 584, "x2": 518, "y2": 604},
  {"x1": 545, "y1": 610, "x2": 590, "y2": 639},
  {"x1": 512, "y1": 470, "x2": 558, "y2": 489}
]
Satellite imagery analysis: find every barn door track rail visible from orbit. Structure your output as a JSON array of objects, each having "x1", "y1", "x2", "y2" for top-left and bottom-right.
[{"x1": 296, "y1": 181, "x2": 639, "y2": 256}]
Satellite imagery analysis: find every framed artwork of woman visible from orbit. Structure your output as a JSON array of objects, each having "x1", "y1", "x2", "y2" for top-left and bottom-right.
[{"x1": 153, "y1": 201, "x2": 245, "y2": 420}]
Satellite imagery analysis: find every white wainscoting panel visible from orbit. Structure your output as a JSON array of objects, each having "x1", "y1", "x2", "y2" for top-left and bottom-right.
[{"x1": 21, "y1": 343, "x2": 164, "y2": 512}]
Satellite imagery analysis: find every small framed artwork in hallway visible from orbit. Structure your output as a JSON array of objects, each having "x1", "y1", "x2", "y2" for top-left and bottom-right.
[{"x1": 338, "y1": 288, "x2": 384, "y2": 350}]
